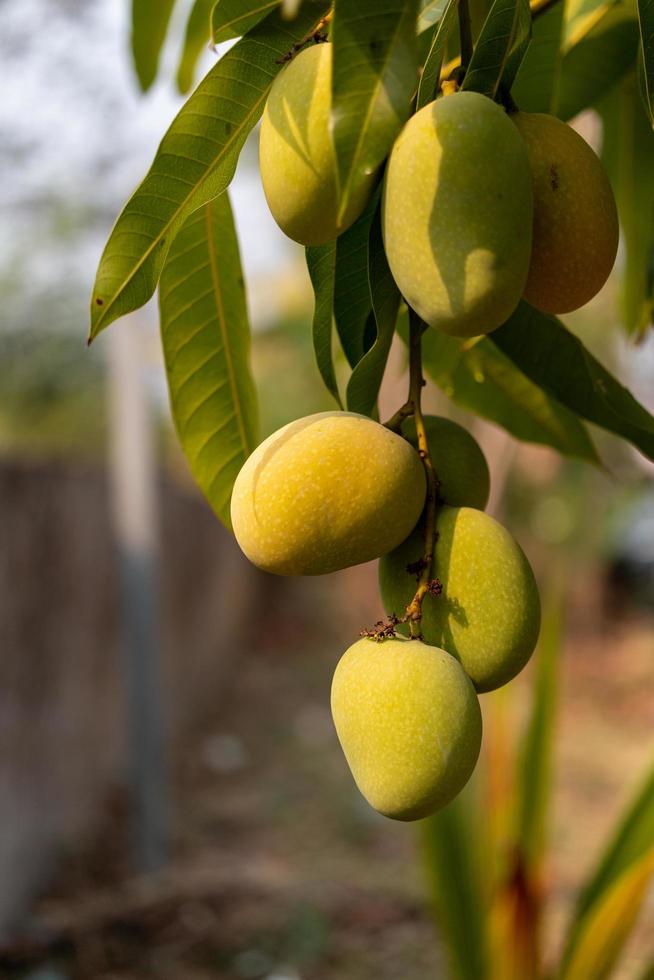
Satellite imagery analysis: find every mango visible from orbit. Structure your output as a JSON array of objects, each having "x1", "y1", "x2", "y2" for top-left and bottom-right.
[
  {"x1": 379, "y1": 506, "x2": 540, "y2": 692},
  {"x1": 512, "y1": 112, "x2": 619, "y2": 314},
  {"x1": 231, "y1": 412, "x2": 426, "y2": 576},
  {"x1": 331, "y1": 637, "x2": 482, "y2": 820},
  {"x1": 259, "y1": 43, "x2": 377, "y2": 245},
  {"x1": 402, "y1": 415, "x2": 490, "y2": 510},
  {"x1": 382, "y1": 91, "x2": 533, "y2": 337}
]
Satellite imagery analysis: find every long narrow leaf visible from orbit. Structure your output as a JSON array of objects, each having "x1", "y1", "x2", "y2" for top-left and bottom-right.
[
  {"x1": 159, "y1": 194, "x2": 259, "y2": 529},
  {"x1": 416, "y1": 0, "x2": 460, "y2": 110},
  {"x1": 333, "y1": 191, "x2": 379, "y2": 368},
  {"x1": 637, "y1": 0, "x2": 654, "y2": 123},
  {"x1": 418, "y1": 0, "x2": 451, "y2": 32},
  {"x1": 131, "y1": 0, "x2": 178, "y2": 92},
  {"x1": 211, "y1": 0, "x2": 280, "y2": 44},
  {"x1": 512, "y1": 0, "x2": 566, "y2": 111},
  {"x1": 491, "y1": 303, "x2": 654, "y2": 461},
  {"x1": 462, "y1": 0, "x2": 532, "y2": 98},
  {"x1": 306, "y1": 243, "x2": 343, "y2": 407},
  {"x1": 177, "y1": 0, "x2": 214, "y2": 94},
  {"x1": 331, "y1": 0, "x2": 418, "y2": 226},
  {"x1": 89, "y1": 1, "x2": 328, "y2": 341}
]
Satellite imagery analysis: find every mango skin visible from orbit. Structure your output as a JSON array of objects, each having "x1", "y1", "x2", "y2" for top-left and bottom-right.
[
  {"x1": 259, "y1": 43, "x2": 377, "y2": 245},
  {"x1": 402, "y1": 416, "x2": 490, "y2": 510},
  {"x1": 331, "y1": 637, "x2": 482, "y2": 820},
  {"x1": 231, "y1": 412, "x2": 426, "y2": 576},
  {"x1": 382, "y1": 92, "x2": 533, "y2": 337},
  {"x1": 512, "y1": 112, "x2": 619, "y2": 314},
  {"x1": 379, "y1": 507, "x2": 540, "y2": 692}
]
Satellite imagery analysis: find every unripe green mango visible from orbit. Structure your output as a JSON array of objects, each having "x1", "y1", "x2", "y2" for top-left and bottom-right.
[
  {"x1": 331, "y1": 637, "x2": 482, "y2": 820},
  {"x1": 259, "y1": 43, "x2": 377, "y2": 245},
  {"x1": 379, "y1": 507, "x2": 540, "y2": 692},
  {"x1": 382, "y1": 91, "x2": 533, "y2": 337},
  {"x1": 402, "y1": 415, "x2": 490, "y2": 510},
  {"x1": 231, "y1": 412, "x2": 426, "y2": 576}
]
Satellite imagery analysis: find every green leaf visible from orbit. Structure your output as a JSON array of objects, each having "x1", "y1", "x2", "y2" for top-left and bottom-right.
[
  {"x1": 637, "y1": 0, "x2": 654, "y2": 122},
  {"x1": 461, "y1": 0, "x2": 532, "y2": 98},
  {"x1": 516, "y1": 588, "x2": 563, "y2": 871},
  {"x1": 512, "y1": 0, "x2": 566, "y2": 111},
  {"x1": 599, "y1": 75, "x2": 654, "y2": 337},
  {"x1": 491, "y1": 303, "x2": 654, "y2": 460},
  {"x1": 346, "y1": 209, "x2": 401, "y2": 416},
  {"x1": 211, "y1": 0, "x2": 280, "y2": 43},
  {"x1": 411, "y1": 325, "x2": 600, "y2": 462},
  {"x1": 561, "y1": 759, "x2": 654, "y2": 968},
  {"x1": 418, "y1": 0, "x2": 451, "y2": 33},
  {"x1": 89, "y1": 1, "x2": 328, "y2": 342},
  {"x1": 305, "y1": 242, "x2": 343, "y2": 407},
  {"x1": 556, "y1": 3, "x2": 639, "y2": 119},
  {"x1": 331, "y1": 0, "x2": 418, "y2": 226},
  {"x1": 417, "y1": 0, "x2": 460, "y2": 109},
  {"x1": 420, "y1": 777, "x2": 490, "y2": 980},
  {"x1": 158, "y1": 194, "x2": 259, "y2": 530},
  {"x1": 560, "y1": 850, "x2": 654, "y2": 980},
  {"x1": 333, "y1": 190, "x2": 380, "y2": 368},
  {"x1": 176, "y1": 0, "x2": 214, "y2": 95},
  {"x1": 131, "y1": 0, "x2": 178, "y2": 92}
]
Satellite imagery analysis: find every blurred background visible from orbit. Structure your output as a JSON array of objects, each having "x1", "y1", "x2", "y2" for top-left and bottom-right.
[{"x1": 1, "y1": 1, "x2": 654, "y2": 977}]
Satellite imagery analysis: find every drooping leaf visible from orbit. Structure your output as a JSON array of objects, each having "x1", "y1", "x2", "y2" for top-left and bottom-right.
[
  {"x1": 176, "y1": 0, "x2": 214, "y2": 94},
  {"x1": 408, "y1": 323, "x2": 600, "y2": 462},
  {"x1": 131, "y1": 0, "x2": 178, "y2": 92},
  {"x1": 417, "y1": 0, "x2": 460, "y2": 109},
  {"x1": 461, "y1": 0, "x2": 532, "y2": 98},
  {"x1": 561, "y1": 759, "x2": 654, "y2": 967},
  {"x1": 599, "y1": 75, "x2": 654, "y2": 337},
  {"x1": 305, "y1": 242, "x2": 343, "y2": 407},
  {"x1": 89, "y1": 1, "x2": 328, "y2": 341},
  {"x1": 331, "y1": 0, "x2": 418, "y2": 226},
  {"x1": 512, "y1": 0, "x2": 566, "y2": 111},
  {"x1": 491, "y1": 303, "x2": 654, "y2": 460},
  {"x1": 346, "y1": 210, "x2": 401, "y2": 416},
  {"x1": 418, "y1": 0, "x2": 451, "y2": 33},
  {"x1": 420, "y1": 777, "x2": 490, "y2": 980},
  {"x1": 158, "y1": 194, "x2": 259, "y2": 530},
  {"x1": 333, "y1": 190, "x2": 380, "y2": 368},
  {"x1": 560, "y1": 850, "x2": 654, "y2": 980},
  {"x1": 637, "y1": 0, "x2": 654, "y2": 122},
  {"x1": 211, "y1": 0, "x2": 280, "y2": 43}
]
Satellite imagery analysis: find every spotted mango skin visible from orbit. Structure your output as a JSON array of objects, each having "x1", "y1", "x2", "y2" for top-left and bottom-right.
[{"x1": 230, "y1": 412, "x2": 426, "y2": 576}]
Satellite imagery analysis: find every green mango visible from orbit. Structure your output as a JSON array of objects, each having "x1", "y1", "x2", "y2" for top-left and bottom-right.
[{"x1": 402, "y1": 415, "x2": 490, "y2": 510}]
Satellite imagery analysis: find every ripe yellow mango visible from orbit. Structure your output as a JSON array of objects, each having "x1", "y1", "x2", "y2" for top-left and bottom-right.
[
  {"x1": 402, "y1": 415, "x2": 490, "y2": 510},
  {"x1": 382, "y1": 91, "x2": 533, "y2": 337},
  {"x1": 512, "y1": 112, "x2": 619, "y2": 314},
  {"x1": 231, "y1": 412, "x2": 426, "y2": 576},
  {"x1": 331, "y1": 637, "x2": 482, "y2": 820},
  {"x1": 379, "y1": 506, "x2": 540, "y2": 692},
  {"x1": 259, "y1": 43, "x2": 377, "y2": 245}
]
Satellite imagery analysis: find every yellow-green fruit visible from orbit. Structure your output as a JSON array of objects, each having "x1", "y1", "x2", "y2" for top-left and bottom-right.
[
  {"x1": 331, "y1": 637, "x2": 482, "y2": 820},
  {"x1": 231, "y1": 412, "x2": 426, "y2": 576},
  {"x1": 259, "y1": 43, "x2": 376, "y2": 245},
  {"x1": 379, "y1": 507, "x2": 540, "y2": 692},
  {"x1": 402, "y1": 416, "x2": 490, "y2": 510},
  {"x1": 382, "y1": 91, "x2": 533, "y2": 337},
  {"x1": 512, "y1": 112, "x2": 619, "y2": 314}
]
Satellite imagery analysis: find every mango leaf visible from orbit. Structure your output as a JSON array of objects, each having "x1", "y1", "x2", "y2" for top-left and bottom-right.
[
  {"x1": 516, "y1": 588, "x2": 562, "y2": 871},
  {"x1": 636, "y1": 962, "x2": 654, "y2": 980},
  {"x1": 599, "y1": 75, "x2": 654, "y2": 337},
  {"x1": 331, "y1": 0, "x2": 418, "y2": 226},
  {"x1": 158, "y1": 193, "x2": 259, "y2": 530},
  {"x1": 211, "y1": 0, "x2": 279, "y2": 43},
  {"x1": 420, "y1": 777, "x2": 490, "y2": 980},
  {"x1": 131, "y1": 0, "x2": 178, "y2": 92},
  {"x1": 333, "y1": 190, "x2": 379, "y2": 368},
  {"x1": 556, "y1": 3, "x2": 639, "y2": 119},
  {"x1": 637, "y1": 0, "x2": 654, "y2": 122},
  {"x1": 409, "y1": 324, "x2": 600, "y2": 462},
  {"x1": 305, "y1": 243, "x2": 343, "y2": 407},
  {"x1": 561, "y1": 759, "x2": 654, "y2": 968},
  {"x1": 418, "y1": 0, "x2": 451, "y2": 32},
  {"x1": 417, "y1": 0, "x2": 460, "y2": 109},
  {"x1": 560, "y1": 850, "x2": 654, "y2": 980},
  {"x1": 462, "y1": 0, "x2": 532, "y2": 98},
  {"x1": 177, "y1": 0, "x2": 214, "y2": 94},
  {"x1": 491, "y1": 303, "x2": 654, "y2": 460},
  {"x1": 346, "y1": 210, "x2": 401, "y2": 416},
  {"x1": 512, "y1": 0, "x2": 566, "y2": 111},
  {"x1": 89, "y1": 1, "x2": 328, "y2": 342}
]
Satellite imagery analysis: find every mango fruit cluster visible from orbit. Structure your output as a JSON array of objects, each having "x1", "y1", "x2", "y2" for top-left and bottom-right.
[{"x1": 260, "y1": 43, "x2": 618, "y2": 326}]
